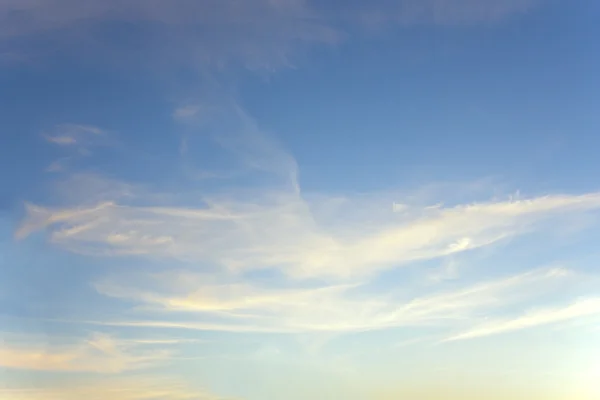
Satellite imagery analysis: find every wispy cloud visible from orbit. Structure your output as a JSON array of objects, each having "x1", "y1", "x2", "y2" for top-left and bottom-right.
[
  {"x1": 0, "y1": 375, "x2": 231, "y2": 400},
  {"x1": 43, "y1": 124, "x2": 105, "y2": 146},
  {"x1": 0, "y1": 0, "x2": 545, "y2": 71},
  {"x1": 19, "y1": 105, "x2": 600, "y2": 279},
  {"x1": 41, "y1": 124, "x2": 112, "y2": 173},
  {"x1": 0, "y1": 332, "x2": 171, "y2": 373},
  {"x1": 15, "y1": 184, "x2": 600, "y2": 279},
  {"x1": 444, "y1": 297, "x2": 600, "y2": 341},
  {"x1": 1, "y1": 0, "x2": 587, "y2": 397},
  {"x1": 45, "y1": 158, "x2": 69, "y2": 173},
  {"x1": 16, "y1": 96, "x2": 600, "y2": 355},
  {"x1": 175, "y1": 99, "x2": 299, "y2": 187},
  {"x1": 90, "y1": 267, "x2": 577, "y2": 334},
  {"x1": 0, "y1": 0, "x2": 338, "y2": 71},
  {"x1": 44, "y1": 136, "x2": 77, "y2": 146},
  {"x1": 173, "y1": 104, "x2": 204, "y2": 121},
  {"x1": 353, "y1": 0, "x2": 543, "y2": 28}
]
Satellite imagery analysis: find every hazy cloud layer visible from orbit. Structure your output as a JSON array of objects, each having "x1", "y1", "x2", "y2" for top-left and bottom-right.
[
  {"x1": 3, "y1": 1, "x2": 597, "y2": 399},
  {"x1": 0, "y1": 375, "x2": 230, "y2": 400},
  {"x1": 92, "y1": 267, "x2": 581, "y2": 335},
  {"x1": 445, "y1": 297, "x2": 600, "y2": 341},
  {"x1": 16, "y1": 97, "x2": 600, "y2": 347},
  {"x1": 349, "y1": 0, "x2": 542, "y2": 27},
  {"x1": 0, "y1": 0, "x2": 544, "y2": 69},
  {"x1": 0, "y1": 0, "x2": 337, "y2": 70},
  {"x1": 0, "y1": 332, "x2": 171, "y2": 373},
  {"x1": 16, "y1": 190, "x2": 600, "y2": 279}
]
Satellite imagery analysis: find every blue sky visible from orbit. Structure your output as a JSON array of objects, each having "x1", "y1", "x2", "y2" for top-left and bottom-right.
[{"x1": 1, "y1": 0, "x2": 600, "y2": 399}]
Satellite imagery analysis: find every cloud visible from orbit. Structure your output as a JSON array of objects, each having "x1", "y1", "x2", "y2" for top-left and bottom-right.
[
  {"x1": 0, "y1": 0, "x2": 338, "y2": 71},
  {"x1": 45, "y1": 158, "x2": 69, "y2": 173},
  {"x1": 0, "y1": 0, "x2": 545, "y2": 71},
  {"x1": 43, "y1": 124, "x2": 105, "y2": 146},
  {"x1": 0, "y1": 375, "x2": 231, "y2": 400},
  {"x1": 0, "y1": 0, "x2": 578, "y2": 397},
  {"x1": 0, "y1": 332, "x2": 172, "y2": 373},
  {"x1": 173, "y1": 104, "x2": 204, "y2": 121},
  {"x1": 16, "y1": 100, "x2": 600, "y2": 348},
  {"x1": 175, "y1": 99, "x2": 299, "y2": 187},
  {"x1": 90, "y1": 267, "x2": 576, "y2": 334},
  {"x1": 444, "y1": 297, "x2": 600, "y2": 341},
  {"x1": 41, "y1": 124, "x2": 114, "y2": 173},
  {"x1": 353, "y1": 0, "x2": 542, "y2": 27},
  {"x1": 15, "y1": 185, "x2": 600, "y2": 279},
  {"x1": 19, "y1": 106, "x2": 600, "y2": 280},
  {"x1": 45, "y1": 136, "x2": 76, "y2": 146}
]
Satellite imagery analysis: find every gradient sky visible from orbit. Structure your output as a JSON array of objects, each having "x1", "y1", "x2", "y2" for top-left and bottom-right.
[{"x1": 1, "y1": 1, "x2": 600, "y2": 399}]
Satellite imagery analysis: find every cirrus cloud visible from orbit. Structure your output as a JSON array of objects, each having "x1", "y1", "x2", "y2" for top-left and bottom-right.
[
  {"x1": 0, "y1": 0, "x2": 545, "y2": 70},
  {"x1": 0, "y1": 375, "x2": 232, "y2": 400},
  {"x1": 0, "y1": 332, "x2": 172, "y2": 373}
]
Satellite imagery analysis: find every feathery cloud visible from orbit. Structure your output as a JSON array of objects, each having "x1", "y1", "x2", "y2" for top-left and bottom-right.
[
  {"x1": 41, "y1": 124, "x2": 112, "y2": 172},
  {"x1": 445, "y1": 297, "x2": 600, "y2": 341},
  {"x1": 0, "y1": 332, "x2": 171, "y2": 373},
  {"x1": 0, "y1": 0, "x2": 545, "y2": 71},
  {"x1": 0, "y1": 375, "x2": 231, "y2": 400},
  {"x1": 0, "y1": 0, "x2": 338, "y2": 70},
  {"x1": 15, "y1": 187, "x2": 600, "y2": 279},
  {"x1": 43, "y1": 124, "x2": 105, "y2": 146},
  {"x1": 91, "y1": 267, "x2": 577, "y2": 334},
  {"x1": 20, "y1": 105, "x2": 600, "y2": 279},
  {"x1": 351, "y1": 0, "x2": 543, "y2": 28}
]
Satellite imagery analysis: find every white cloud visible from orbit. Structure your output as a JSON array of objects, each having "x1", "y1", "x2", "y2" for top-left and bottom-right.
[
  {"x1": 43, "y1": 124, "x2": 105, "y2": 146},
  {"x1": 18, "y1": 99, "x2": 600, "y2": 350},
  {"x1": 173, "y1": 99, "x2": 299, "y2": 188},
  {"x1": 20, "y1": 107, "x2": 600, "y2": 280},
  {"x1": 91, "y1": 267, "x2": 576, "y2": 334},
  {"x1": 44, "y1": 136, "x2": 77, "y2": 145},
  {"x1": 351, "y1": 0, "x2": 542, "y2": 28},
  {"x1": 41, "y1": 124, "x2": 113, "y2": 173},
  {"x1": 444, "y1": 297, "x2": 600, "y2": 341},
  {"x1": 0, "y1": 375, "x2": 230, "y2": 400},
  {"x1": 0, "y1": 0, "x2": 545, "y2": 71},
  {"x1": 45, "y1": 159, "x2": 68, "y2": 172},
  {"x1": 0, "y1": 0, "x2": 338, "y2": 71},
  {"x1": 16, "y1": 187, "x2": 600, "y2": 279},
  {"x1": 173, "y1": 104, "x2": 204, "y2": 121},
  {"x1": 0, "y1": 332, "x2": 171, "y2": 373}
]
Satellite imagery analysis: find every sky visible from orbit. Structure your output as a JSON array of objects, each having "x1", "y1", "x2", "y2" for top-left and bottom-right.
[{"x1": 1, "y1": 0, "x2": 600, "y2": 399}]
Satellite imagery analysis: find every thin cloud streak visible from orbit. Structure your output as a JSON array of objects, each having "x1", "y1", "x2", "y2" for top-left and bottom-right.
[
  {"x1": 91, "y1": 267, "x2": 576, "y2": 334},
  {"x1": 175, "y1": 99, "x2": 300, "y2": 188},
  {"x1": 352, "y1": 0, "x2": 543, "y2": 28},
  {"x1": 444, "y1": 297, "x2": 600, "y2": 341},
  {"x1": 20, "y1": 103, "x2": 600, "y2": 278},
  {"x1": 0, "y1": 333, "x2": 172, "y2": 373},
  {"x1": 2, "y1": 0, "x2": 590, "y2": 399},
  {"x1": 0, "y1": 0, "x2": 339, "y2": 71},
  {"x1": 43, "y1": 124, "x2": 106, "y2": 146},
  {"x1": 0, "y1": 375, "x2": 231, "y2": 400},
  {"x1": 16, "y1": 189, "x2": 600, "y2": 279},
  {"x1": 0, "y1": 0, "x2": 544, "y2": 71}
]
